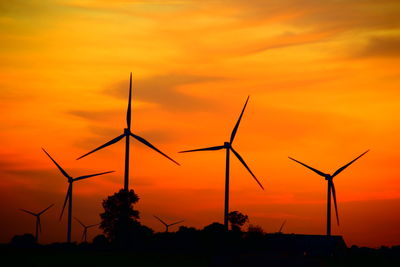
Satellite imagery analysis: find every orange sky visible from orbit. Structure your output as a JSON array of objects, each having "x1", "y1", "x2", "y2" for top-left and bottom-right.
[{"x1": 1, "y1": 0, "x2": 399, "y2": 247}]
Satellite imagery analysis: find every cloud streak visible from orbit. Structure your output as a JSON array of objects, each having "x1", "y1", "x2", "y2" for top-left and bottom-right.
[
  {"x1": 356, "y1": 35, "x2": 400, "y2": 58},
  {"x1": 104, "y1": 73, "x2": 222, "y2": 112}
]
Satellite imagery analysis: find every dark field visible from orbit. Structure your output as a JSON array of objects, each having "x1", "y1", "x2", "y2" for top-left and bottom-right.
[{"x1": 1, "y1": 245, "x2": 399, "y2": 267}]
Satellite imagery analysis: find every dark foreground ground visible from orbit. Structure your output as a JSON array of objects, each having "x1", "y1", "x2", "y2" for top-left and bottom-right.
[
  {"x1": 1, "y1": 246, "x2": 399, "y2": 267},
  {"x1": 3, "y1": 231, "x2": 399, "y2": 266}
]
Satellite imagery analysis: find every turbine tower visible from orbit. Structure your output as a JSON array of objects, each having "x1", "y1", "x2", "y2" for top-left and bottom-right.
[
  {"x1": 74, "y1": 217, "x2": 99, "y2": 243},
  {"x1": 77, "y1": 73, "x2": 179, "y2": 191},
  {"x1": 288, "y1": 150, "x2": 369, "y2": 236},
  {"x1": 153, "y1": 215, "x2": 184, "y2": 232},
  {"x1": 42, "y1": 148, "x2": 114, "y2": 243},
  {"x1": 179, "y1": 96, "x2": 264, "y2": 229},
  {"x1": 19, "y1": 204, "x2": 54, "y2": 242}
]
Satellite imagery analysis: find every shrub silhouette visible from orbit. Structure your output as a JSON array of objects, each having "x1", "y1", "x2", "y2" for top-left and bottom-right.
[
  {"x1": 10, "y1": 233, "x2": 37, "y2": 248},
  {"x1": 228, "y1": 211, "x2": 249, "y2": 231},
  {"x1": 92, "y1": 234, "x2": 109, "y2": 249},
  {"x1": 203, "y1": 222, "x2": 226, "y2": 234},
  {"x1": 247, "y1": 224, "x2": 264, "y2": 235}
]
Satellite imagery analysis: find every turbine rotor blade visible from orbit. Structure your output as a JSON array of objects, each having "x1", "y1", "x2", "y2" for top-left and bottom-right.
[
  {"x1": 153, "y1": 215, "x2": 167, "y2": 226},
  {"x1": 42, "y1": 148, "x2": 70, "y2": 180},
  {"x1": 74, "y1": 171, "x2": 115, "y2": 182},
  {"x1": 179, "y1": 145, "x2": 225, "y2": 153},
  {"x1": 230, "y1": 96, "x2": 249, "y2": 143},
  {"x1": 127, "y1": 72, "x2": 132, "y2": 130},
  {"x1": 76, "y1": 133, "x2": 126, "y2": 160},
  {"x1": 231, "y1": 147, "x2": 264, "y2": 190},
  {"x1": 279, "y1": 220, "x2": 287, "y2": 233},
  {"x1": 332, "y1": 150, "x2": 369, "y2": 178},
  {"x1": 288, "y1": 157, "x2": 328, "y2": 178},
  {"x1": 329, "y1": 180, "x2": 340, "y2": 225},
  {"x1": 38, "y1": 204, "x2": 54, "y2": 215},
  {"x1": 130, "y1": 133, "x2": 180, "y2": 165},
  {"x1": 74, "y1": 217, "x2": 85, "y2": 228},
  {"x1": 87, "y1": 223, "x2": 100, "y2": 228},
  {"x1": 38, "y1": 217, "x2": 42, "y2": 233},
  {"x1": 60, "y1": 184, "x2": 71, "y2": 221},
  {"x1": 20, "y1": 209, "x2": 36, "y2": 216},
  {"x1": 168, "y1": 220, "x2": 184, "y2": 227}
]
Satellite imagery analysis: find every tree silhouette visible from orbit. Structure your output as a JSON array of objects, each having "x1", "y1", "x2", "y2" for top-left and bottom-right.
[
  {"x1": 228, "y1": 211, "x2": 249, "y2": 231},
  {"x1": 99, "y1": 189, "x2": 141, "y2": 247}
]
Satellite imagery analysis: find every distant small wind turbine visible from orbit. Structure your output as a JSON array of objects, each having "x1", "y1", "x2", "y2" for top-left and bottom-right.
[
  {"x1": 74, "y1": 217, "x2": 99, "y2": 243},
  {"x1": 277, "y1": 220, "x2": 286, "y2": 234},
  {"x1": 19, "y1": 204, "x2": 54, "y2": 242},
  {"x1": 42, "y1": 148, "x2": 114, "y2": 243},
  {"x1": 179, "y1": 96, "x2": 264, "y2": 229},
  {"x1": 77, "y1": 73, "x2": 179, "y2": 191},
  {"x1": 153, "y1": 215, "x2": 184, "y2": 233},
  {"x1": 288, "y1": 150, "x2": 369, "y2": 236}
]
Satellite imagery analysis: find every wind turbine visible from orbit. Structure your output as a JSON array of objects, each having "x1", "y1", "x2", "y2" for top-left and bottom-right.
[
  {"x1": 277, "y1": 220, "x2": 286, "y2": 234},
  {"x1": 19, "y1": 204, "x2": 54, "y2": 242},
  {"x1": 74, "y1": 217, "x2": 99, "y2": 243},
  {"x1": 77, "y1": 73, "x2": 179, "y2": 191},
  {"x1": 288, "y1": 150, "x2": 369, "y2": 236},
  {"x1": 153, "y1": 215, "x2": 184, "y2": 233},
  {"x1": 179, "y1": 96, "x2": 264, "y2": 229},
  {"x1": 42, "y1": 148, "x2": 114, "y2": 243}
]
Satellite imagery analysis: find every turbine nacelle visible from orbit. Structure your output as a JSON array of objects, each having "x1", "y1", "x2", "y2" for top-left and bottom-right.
[
  {"x1": 224, "y1": 142, "x2": 231, "y2": 148},
  {"x1": 124, "y1": 128, "x2": 130, "y2": 135}
]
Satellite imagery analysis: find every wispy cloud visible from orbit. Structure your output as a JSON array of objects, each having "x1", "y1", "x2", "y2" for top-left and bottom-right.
[
  {"x1": 231, "y1": 0, "x2": 400, "y2": 30},
  {"x1": 68, "y1": 109, "x2": 122, "y2": 121},
  {"x1": 356, "y1": 35, "x2": 400, "y2": 58},
  {"x1": 104, "y1": 73, "x2": 222, "y2": 111}
]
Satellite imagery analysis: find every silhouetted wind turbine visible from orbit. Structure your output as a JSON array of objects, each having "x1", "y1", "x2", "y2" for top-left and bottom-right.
[
  {"x1": 179, "y1": 96, "x2": 264, "y2": 229},
  {"x1": 153, "y1": 215, "x2": 184, "y2": 233},
  {"x1": 74, "y1": 217, "x2": 99, "y2": 243},
  {"x1": 77, "y1": 73, "x2": 179, "y2": 191},
  {"x1": 288, "y1": 150, "x2": 369, "y2": 236},
  {"x1": 42, "y1": 148, "x2": 114, "y2": 243},
  {"x1": 19, "y1": 204, "x2": 54, "y2": 242},
  {"x1": 277, "y1": 220, "x2": 286, "y2": 234}
]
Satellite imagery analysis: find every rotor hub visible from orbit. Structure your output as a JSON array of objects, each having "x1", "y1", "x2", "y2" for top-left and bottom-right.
[{"x1": 224, "y1": 142, "x2": 231, "y2": 148}]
